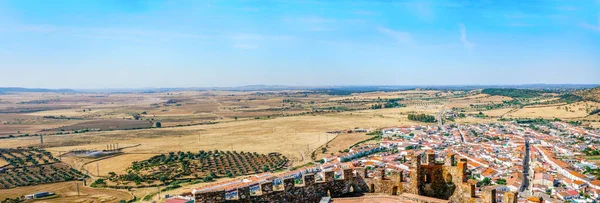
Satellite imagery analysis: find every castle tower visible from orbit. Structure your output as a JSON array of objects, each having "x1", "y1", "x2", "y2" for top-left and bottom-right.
[
  {"x1": 426, "y1": 151, "x2": 435, "y2": 165},
  {"x1": 379, "y1": 168, "x2": 386, "y2": 180},
  {"x1": 343, "y1": 169, "x2": 354, "y2": 181},
  {"x1": 503, "y1": 191, "x2": 518, "y2": 203},
  {"x1": 457, "y1": 158, "x2": 468, "y2": 183},
  {"x1": 412, "y1": 153, "x2": 422, "y2": 168},
  {"x1": 446, "y1": 153, "x2": 457, "y2": 166},
  {"x1": 481, "y1": 187, "x2": 496, "y2": 203}
]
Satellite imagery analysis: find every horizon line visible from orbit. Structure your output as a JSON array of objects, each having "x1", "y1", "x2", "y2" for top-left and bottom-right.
[{"x1": 1, "y1": 83, "x2": 599, "y2": 91}]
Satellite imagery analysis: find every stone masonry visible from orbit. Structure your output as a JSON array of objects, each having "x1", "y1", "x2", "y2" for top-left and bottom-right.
[{"x1": 194, "y1": 152, "x2": 515, "y2": 203}]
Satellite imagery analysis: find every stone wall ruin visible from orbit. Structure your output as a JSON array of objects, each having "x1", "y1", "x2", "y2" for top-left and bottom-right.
[{"x1": 194, "y1": 152, "x2": 515, "y2": 203}]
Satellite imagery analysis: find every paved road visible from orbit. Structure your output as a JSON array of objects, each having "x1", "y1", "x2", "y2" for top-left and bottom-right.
[
  {"x1": 458, "y1": 128, "x2": 466, "y2": 143},
  {"x1": 519, "y1": 139, "x2": 531, "y2": 194},
  {"x1": 438, "y1": 102, "x2": 447, "y2": 129}
]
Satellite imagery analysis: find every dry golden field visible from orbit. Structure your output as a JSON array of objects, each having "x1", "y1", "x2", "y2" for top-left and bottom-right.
[
  {"x1": 0, "y1": 181, "x2": 132, "y2": 202},
  {"x1": 505, "y1": 101, "x2": 600, "y2": 119},
  {"x1": 466, "y1": 108, "x2": 515, "y2": 118},
  {"x1": 0, "y1": 94, "x2": 438, "y2": 190},
  {"x1": 0, "y1": 111, "x2": 421, "y2": 166},
  {"x1": 447, "y1": 94, "x2": 512, "y2": 109},
  {"x1": 1, "y1": 89, "x2": 598, "y2": 201},
  {"x1": 0, "y1": 91, "x2": 335, "y2": 136},
  {"x1": 328, "y1": 90, "x2": 444, "y2": 101},
  {"x1": 81, "y1": 154, "x2": 158, "y2": 176},
  {"x1": 313, "y1": 132, "x2": 372, "y2": 160},
  {"x1": 0, "y1": 158, "x2": 8, "y2": 166}
]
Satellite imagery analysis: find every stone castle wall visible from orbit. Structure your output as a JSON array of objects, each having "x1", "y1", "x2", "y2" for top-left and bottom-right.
[{"x1": 194, "y1": 153, "x2": 513, "y2": 203}]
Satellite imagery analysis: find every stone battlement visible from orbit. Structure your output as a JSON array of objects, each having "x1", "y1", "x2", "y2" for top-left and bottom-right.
[{"x1": 193, "y1": 152, "x2": 516, "y2": 203}]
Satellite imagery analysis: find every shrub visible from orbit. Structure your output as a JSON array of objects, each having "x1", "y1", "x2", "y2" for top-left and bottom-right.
[
  {"x1": 91, "y1": 178, "x2": 106, "y2": 187},
  {"x1": 407, "y1": 114, "x2": 436, "y2": 123}
]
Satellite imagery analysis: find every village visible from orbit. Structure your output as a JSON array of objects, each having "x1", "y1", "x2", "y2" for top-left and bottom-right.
[{"x1": 159, "y1": 120, "x2": 600, "y2": 203}]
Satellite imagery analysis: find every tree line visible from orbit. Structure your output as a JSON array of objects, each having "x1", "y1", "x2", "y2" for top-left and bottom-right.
[
  {"x1": 407, "y1": 114, "x2": 436, "y2": 123},
  {"x1": 481, "y1": 88, "x2": 543, "y2": 98}
]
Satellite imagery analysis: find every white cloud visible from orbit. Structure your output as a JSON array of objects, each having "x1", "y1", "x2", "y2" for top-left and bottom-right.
[
  {"x1": 459, "y1": 24, "x2": 475, "y2": 52},
  {"x1": 377, "y1": 26, "x2": 414, "y2": 46},
  {"x1": 581, "y1": 15, "x2": 600, "y2": 33}
]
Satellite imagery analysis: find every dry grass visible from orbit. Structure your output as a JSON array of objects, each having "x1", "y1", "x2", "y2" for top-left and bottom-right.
[
  {"x1": 3, "y1": 89, "x2": 596, "y2": 200},
  {"x1": 466, "y1": 108, "x2": 515, "y2": 118},
  {"x1": 82, "y1": 154, "x2": 158, "y2": 176},
  {"x1": 51, "y1": 119, "x2": 154, "y2": 132},
  {"x1": 0, "y1": 158, "x2": 8, "y2": 166},
  {"x1": 314, "y1": 133, "x2": 372, "y2": 160},
  {"x1": 586, "y1": 115, "x2": 600, "y2": 128},
  {"x1": 0, "y1": 91, "x2": 444, "y2": 179},
  {"x1": 0, "y1": 118, "x2": 84, "y2": 136},
  {"x1": 0, "y1": 181, "x2": 132, "y2": 202},
  {"x1": 505, "y1": 102, "x2": 600, "y2": 119},
  {"x1": 448, "y1": 94, "x2": 512, "y2": 109},
  {"x1": 0, "y1": 108, "x2": 423, "y2": 175},
  {"x1": 25, "y1": 109, "x2": 102, "y2": 117},
  {"x1": 328, "y1": 90, "x2": 443, "y2": 101},
  {"x1": 19, "y1": 105, "x2": 435, "y2": 183},
  {"x1": 0, "y1": 89, "x2": 597, "y2": 203}
]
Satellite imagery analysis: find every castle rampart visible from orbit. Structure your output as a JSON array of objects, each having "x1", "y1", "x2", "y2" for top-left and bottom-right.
[{"x1": 193, "y1": 152, "x2": 516, "y2": 203}]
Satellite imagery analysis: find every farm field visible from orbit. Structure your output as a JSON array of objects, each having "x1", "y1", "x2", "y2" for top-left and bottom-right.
[
  {"x1": 80, "y1": 153, "x2": 158, "y2": 177},
  {"x1": 0, "y1": 112, "x2": 420, "y2": 165},
  {"x1": 505, "y1": 101, "x2": 600, "y2": 119},
  {"x1": 0, "y1": 181, "x2": 133, "y2": 202},
  {"x1": 1, "y1": 88, "x2": 598, "y2": 201},
  {"x1": 0, "y1": 148, "x2": 87, "y2": 189},
  {"x1": 98, "y1": 151, "x2": 288, "y2": 188},
  {"x1": 314, "y1": 132, "x2": 372, "y2": 161},
  {"x1": 466, "y1": 108, "x2": 515, "y2": 118},
  {"x1": 3, "y1": 0, "x2": 600, "y2": 200},
  {"x1": 50, "y1": 119, "x2": 154, "y2": 132},
  {"x1": 0, "y1": 104, "x2": 432, "y2": 194},
  {"x1": 448, "y1": 94, "x2": 515, "y2": 112}
]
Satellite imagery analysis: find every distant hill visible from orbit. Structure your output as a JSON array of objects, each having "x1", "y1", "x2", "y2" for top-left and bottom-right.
[
  {"x1": 1, "y1": 84, "x2": 597, "y2": 94},
  {"x1": 481, "y1": 88, "x2": 544, "y2": 98},
  {"x1": 0, "y1": 87, "x2": 76, "y2": 93},
  {"x1": 575, "y1": 86, "x2": 600, "y2": 102}
]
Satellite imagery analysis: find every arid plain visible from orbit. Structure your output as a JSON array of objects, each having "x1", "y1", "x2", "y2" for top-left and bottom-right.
[{"x1": 1, "y1": 88, "x2": 599, "y2": 202}]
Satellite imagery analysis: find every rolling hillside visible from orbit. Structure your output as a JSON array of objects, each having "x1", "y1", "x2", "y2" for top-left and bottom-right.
[{"x1": 575, "y1": 86, "x2": 600, "y2": 102}]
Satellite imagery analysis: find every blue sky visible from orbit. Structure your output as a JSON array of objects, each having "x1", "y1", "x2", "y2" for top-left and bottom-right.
[{"x1": 0, "y1": 0, "x2": 599, "y2": 89}]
